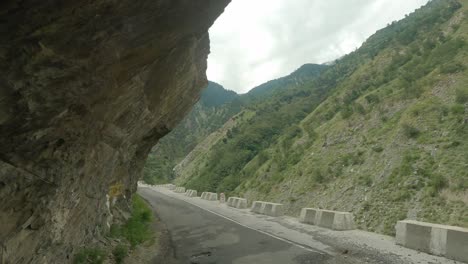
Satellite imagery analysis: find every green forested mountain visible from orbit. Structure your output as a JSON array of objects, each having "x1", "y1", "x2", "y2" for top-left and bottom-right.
[
  {"x1": 142, "y1": 82, "x2": 241, "y2": 184},
  {"x1": 143, "y1": 64, "x2": 328, "y2": 184},
  {"x1": 245, "y1": 64, "x2": 328, "y2": 100},
  {"x1": 169, "y1": 0, "x2": 468, "y2": 235},
  {"x1": 199, "y1": 82, "x2": 239, "y2": 107}
]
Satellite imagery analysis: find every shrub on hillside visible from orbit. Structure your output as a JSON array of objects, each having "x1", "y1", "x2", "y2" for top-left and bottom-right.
[
  {"x1": 74, "y1": 248, "x2": 105, "y2": 264},
  {"x1": 311, "y1": 169, "x2": 325, "y2": 184},
  {"x1": 451, "y1": 104, "x2": 465, "y2": 115},
  {"x1": 440, "y1": 62, "x2": 465, "y2": 74},
  {"x1": 112, "y1": 245, "x2": 128, "y2": 264},
  {"x1": 365, "y1": 94, "x2": 380, "y2": 104},
  {"x1": 402, "y1": 123, "x2": 420, "y2": 138},
  {"x1": 372, "y1": 146, "x2": 384, "y2": 153},
  {"x1": 426, "y1": 174, "x2": 447, "y2": 197},
  {"x1": 341, "y1": 106, "x2": 354, "y2": 119},
  {"x1": 455, "y1": 88, "x2": 468, "y2": 104}
]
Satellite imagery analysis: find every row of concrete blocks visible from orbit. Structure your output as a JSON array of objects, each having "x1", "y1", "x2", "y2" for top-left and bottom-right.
[
  {"x1": 173, "y1": 187, "x2": 186, "y2": 193},
  {"x1": 396, "y1": 220, "x2": 468, "y2": 263},
  {"x1": 185, "y1": 189, "x2": 198, "y2": 197},
  {"x1": 227, "y1": 199, "x2": 355, "y2": 231},
  {"x1": 201, "y1": 192, "x2": 218, "y2": 201},
  {"x1": 154, "y1": 184, "x2": 175, "y2": 190},
  {"x1": 153, "y1": 184, "x2": 467, "y2": 262},
  {"x1": 226, "y1": 197, "x2": 248, "y2": 209},
  {"x1": 299, "y1": 208, "x2": 355, "y2": 231}
]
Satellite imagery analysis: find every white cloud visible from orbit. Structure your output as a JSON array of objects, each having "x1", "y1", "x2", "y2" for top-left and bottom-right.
[{"x1": 208, "y1": 0, "x2": 430, "y2": 93}]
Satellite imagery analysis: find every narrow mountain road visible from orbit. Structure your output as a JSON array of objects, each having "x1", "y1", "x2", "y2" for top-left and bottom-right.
[
  {"x1": 138, "y1": 187, "x2": 460, "y2": 264},
  {"x1": 139, "y1": 188, "x2": 329, "y2": 264}
]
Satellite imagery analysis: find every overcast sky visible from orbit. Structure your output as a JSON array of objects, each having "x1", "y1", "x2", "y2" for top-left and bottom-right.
[{"x1": 207, "y1": 0, "x2": 430, "y2": 93}]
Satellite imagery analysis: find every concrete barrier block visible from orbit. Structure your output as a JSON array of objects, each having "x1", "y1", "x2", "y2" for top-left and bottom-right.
[
  {"x1": 209, "y1": 193, "x2": 218, "y2": 201},
  {"x1": 315, "y1": 210, "x2": 354, "y2": 231},
  {"x1": 167, "y1": 184, "x2": 175, "y2": 190},
  {"x1": 227, "y1": 197, "x2": 235, "y2": 207},
  {"x1": 174, "y1": 187, "x2": 186, "y2": 193},
  {"x1": 299, "y1": 208, "x2": 318, "y2": 225},
  {"x1": 264, "y1": 203, "x2": 284, "y2": 217},
  {"x1": 334, "y1": 212, "x2": 354, "y2": 230},
  {"x1": 186, "y1": 190, "x2": 197, "y2": 197},
  {"x1": 396, "y1": 220, "x2": 468, "y2": 262},
  {"x1": 235, "y1": 198, "x2": 248, "y2": 209},
  {"x1": 251, "y1": 201, "x2": 284, "y2": 217},
  {"x1": 227, "y1": 197, "x2": 248, "y2": 209},
  {"x1": 263, "y1": 203, "x2": 273, "y2": 214},
  {"x1": 251, "y1": 201, "x2": 263, "y2": 213},
  {"x1": 200, "y1": 192, "x2": 218, "y2": 201},
  {"x1": 446, "y1": 227, "x2": 468, "y2": 262}
]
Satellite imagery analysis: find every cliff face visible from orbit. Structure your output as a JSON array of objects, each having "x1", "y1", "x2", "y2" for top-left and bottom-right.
[{"x1": 0, "y1": 0, "x2": 229, "y2": 262}]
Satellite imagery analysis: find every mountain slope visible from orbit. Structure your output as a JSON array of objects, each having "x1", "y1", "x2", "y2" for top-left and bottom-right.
[
  {"x1": 245, "y1": 64, "x2": 327, "y2": 100},
  {"x1": 143, "y1": 64, "x2": 328, "y2": 184},
  {"x1": 175, "y1": 0, "x2": 468, "y2": 235},
  {"x1": 143, "y1": 82, "x2": 241, "y2": 184}
]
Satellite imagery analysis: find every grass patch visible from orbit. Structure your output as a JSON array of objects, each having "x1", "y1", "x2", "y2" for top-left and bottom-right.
[
  {"x1": 112, "y1": 244, "x2": 128, "y2": 264},
  {"x1": 372, "y1": 146, "x2": 384, "y2": 153},
  {"x1": 73, "y1": 248, "x2": 105, "y2": 264},
  {"x1": 110, "y1": 195, "x2": 154, "y2": 248},
  {"x1": 75, "y1": 195, "x2": 154, "y2": 263},
  {"x1": 402, "y1": 123, "x2": 420, "y2": 139}
]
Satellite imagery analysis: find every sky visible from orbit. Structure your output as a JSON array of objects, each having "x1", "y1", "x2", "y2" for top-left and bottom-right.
[{"x1": 207, "y1": 0, "x2": 430, "y2": 94}]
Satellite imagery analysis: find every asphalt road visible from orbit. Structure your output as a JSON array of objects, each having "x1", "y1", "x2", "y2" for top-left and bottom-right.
[{"x1": 138, "y1": 188, "x2": 331, "y2": 264}]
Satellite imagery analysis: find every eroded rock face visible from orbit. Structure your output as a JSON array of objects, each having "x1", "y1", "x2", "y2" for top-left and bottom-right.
[{"x1": 0, "y1": 0, "x2": 230, "y2": 262}]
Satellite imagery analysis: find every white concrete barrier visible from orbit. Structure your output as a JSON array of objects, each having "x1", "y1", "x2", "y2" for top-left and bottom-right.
[
  {"x1": 185, "y1": 189, "x2": 198, "y2": 197},
  {"x1": 173, "y1": 187, "x2": 186, "y2": 193},
  {"x1": 227, "y1": 197, "x2": 248, "y2": 209},
  {"x1": 227, "y1": 197, "x2": 234, "y2": 206},
  {"x1": 264, "y1": 202, "x2": 284, "y2": 217},
  {"x1": 251, "y1": 201, "x2": 263, "y2": 214},
  {"x1": 316, "y1": 209, "x2": 355, "y2": 231},
  {"x1": 201, "y1": 192, "x2": 218, "y2": 201},
  {"x1": 299, "y1": 208, "x2": 355, "y2": 230},
  {"x1": 299, "y1": 208, "x2": 354, "y2": 231},
  {"x1": 396, "y1": 220, "x2": 468, "y2": 263},
  {"x1": 299, "y1": 208, "x2": 319, "y2": 225},
  {"x1": 156, "y1": 184, "x2": 175, "y2": 190},
  {"x1": 250, "y1": 201, "x2": 284, "y2": 217}
]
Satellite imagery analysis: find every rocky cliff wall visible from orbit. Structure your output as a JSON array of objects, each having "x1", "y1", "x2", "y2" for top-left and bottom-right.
[{"x1": 0, "y1": 0, "x2": 229, "y2": 262}]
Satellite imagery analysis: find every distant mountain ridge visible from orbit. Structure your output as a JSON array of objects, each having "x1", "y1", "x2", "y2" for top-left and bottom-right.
[
  {"x1": 200, "y1": 82, "x2": 238, "y2": 108},
  {"x1": 244, "y1": 63, "x2": 327, "y2": 101}
]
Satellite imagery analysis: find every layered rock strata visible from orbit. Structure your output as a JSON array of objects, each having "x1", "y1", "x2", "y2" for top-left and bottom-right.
[{"x1": 0, "y1": 0, "x2": 229, "y2": 262}]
